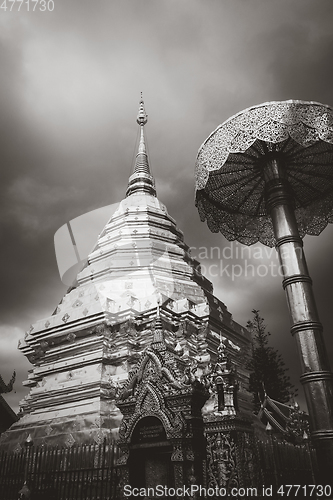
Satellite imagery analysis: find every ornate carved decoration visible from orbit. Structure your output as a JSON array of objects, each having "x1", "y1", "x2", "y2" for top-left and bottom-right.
[
  {"x1": 116, "y1": 318, "x2": 209, "y2": 446},
  {"x1": 66, "y1": 333, "x2": 76, "y2": 343},
  {"x1": 171, "y1": 442, "x2": 184, "y2": 462},
  {"x1": 206, "y1": 432, "x2": 239, "y2": 490},
  {"x1": 117, "y1": 448, "x2": 130, "y2": 465},
  {"x1": 64, "y1": 433, "x2": 76, "y2": 448},
  {"x1": 62, "y1": 313, "x2": 70, "y2": 323},
  {"x1": 202, "y1": 338, "x2": 240, "y2": 419}
]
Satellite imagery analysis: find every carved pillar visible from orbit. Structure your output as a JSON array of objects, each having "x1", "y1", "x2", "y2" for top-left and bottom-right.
[
  {"x1": 204, "y1": 416, "x2": 257, "y2": 492},
  {"x1": 171, "y1": 440, "x2": 185, "y2": 499},
  {"x1": 117, "y1": 445, "x2": 130, "y2": 500},
  {"x1": 212, "y1": 339, "x2": 239, "y2": 416}
]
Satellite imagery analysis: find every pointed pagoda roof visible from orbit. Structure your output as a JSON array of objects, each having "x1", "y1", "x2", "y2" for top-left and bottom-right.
[
  {"x1": 126, "y1": 95, "x2": 156, "y2": 197},
  {"x1": 8, "y1": 97, "x2": 253, "y2": 451},
  {"x1": 18, "y1": 96, "x2": 251, "y2": 348}
]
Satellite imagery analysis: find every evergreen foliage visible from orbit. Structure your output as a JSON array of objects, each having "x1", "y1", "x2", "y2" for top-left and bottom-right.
[{"x1": 246, "y1": 309, "x2": 297, "y2": 411}]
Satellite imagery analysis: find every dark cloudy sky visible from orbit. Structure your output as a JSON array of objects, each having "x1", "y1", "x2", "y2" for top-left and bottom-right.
[{"x1": 1, "y1": 0, "x2": 333, "y2": 412}]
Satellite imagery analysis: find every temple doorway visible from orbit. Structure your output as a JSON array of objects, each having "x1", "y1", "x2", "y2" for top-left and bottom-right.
[{"x1": 128, "y1": 416, "x2": 174, "y2": 497}]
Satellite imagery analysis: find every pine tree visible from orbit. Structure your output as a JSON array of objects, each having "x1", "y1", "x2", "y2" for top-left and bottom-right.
[{"x1": 246, "y1": 309, "x2": 297, "y2": 412}]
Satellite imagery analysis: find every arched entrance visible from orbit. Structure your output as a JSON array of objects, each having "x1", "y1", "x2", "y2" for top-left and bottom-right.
[
  {"x1": 128, "y1": 416, "x2": 174, "y2": 494},
  {"x1": 116, "y1": 331, "x2": 209, "y2": 499}
]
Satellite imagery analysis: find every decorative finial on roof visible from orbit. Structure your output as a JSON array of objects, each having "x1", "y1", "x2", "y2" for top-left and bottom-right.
[
  {"x1": 217, "y1": 335, "x2": 226, "y2": 361},
  {"x1": 137, "y1": 93, "x2": 148, "y2": 126},
  {"x1": 265, "y1": 421, "x2": 273, "y2": 433},
  {"x1": 152, "y1": 295, "x2": 165, "y2": 349},
  {"x1": 25, "y1": 434, "x2": 33, "y2": 447},
  {"x1": 0, "y1": 371, "x2": 16, "y2": 394},
  {"x1": 155, "y1": 294, "x2": 163, "y2": 330},
  {"x1": 126, "y1": 95, "x2": 156, "y2": 197}
]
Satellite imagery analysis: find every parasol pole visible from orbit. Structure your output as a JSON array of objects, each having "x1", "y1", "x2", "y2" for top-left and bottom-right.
[{"x1": 263, "y1": 155, "x2": 333, "y2": 481}]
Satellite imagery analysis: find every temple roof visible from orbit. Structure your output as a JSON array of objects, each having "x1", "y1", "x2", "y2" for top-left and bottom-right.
[
  {"x1": 18, "y1": 98, "x2": 250, "y2": 358},
  {"x1": 0, "y1": 372, "x2": 16, "y2": 394},
  {"x1": 0, "y1": 395, "x2": 17, "y2": 433},
  {"x1": 19, "y1": 98, "x2": 223, "y2": 346}
]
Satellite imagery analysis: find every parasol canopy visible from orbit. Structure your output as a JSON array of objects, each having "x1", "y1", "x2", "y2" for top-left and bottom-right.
[{"x1": 195, "y1": 100, "x2": 333, "y2": 247}]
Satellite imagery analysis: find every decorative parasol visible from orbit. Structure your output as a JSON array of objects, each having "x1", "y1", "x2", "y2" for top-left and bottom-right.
[
  {"x1": 196, "y1": 100, "x2": 333, "y2": 247},
  {"x1": 195, "y1": 100, "x2": 333, "y2": 482}
]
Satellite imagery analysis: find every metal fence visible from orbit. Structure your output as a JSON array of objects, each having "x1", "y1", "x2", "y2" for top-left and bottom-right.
[
  {"x1": 256, "y1": 437, "x2": 318, "y2": 489},
  {"x1": 0, "y1": 439, "x2": 120, "y2": 500},
  {"x1": 0, "y1": 436, "x2": 318, "y2": 499}
]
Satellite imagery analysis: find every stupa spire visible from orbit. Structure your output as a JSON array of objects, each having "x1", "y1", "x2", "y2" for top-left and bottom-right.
[{"x1": 126, "y1": 94, "x2": 156, "y2": 197}]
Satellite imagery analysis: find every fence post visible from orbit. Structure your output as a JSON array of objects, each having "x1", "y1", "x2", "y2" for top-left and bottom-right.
[
  {"x1": 18, "y1": 435, "x2": 33, "y2": 499},
  {"x1": 265, "y1": 422, "x2": 279, "y2": 488},
  {"x1": 302, "y1": 431, "x2": 316, "y2": 484}
]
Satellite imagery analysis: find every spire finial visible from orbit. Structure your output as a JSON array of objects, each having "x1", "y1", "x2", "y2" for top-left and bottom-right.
[
  {"x1": 155, "y1": 294, "x2": 162, "y2": 329},
  {"x1": 152, "y1": 295, "x2": 165, "y2": 349},
  {"x1": 126, "y1": 95, "x2": 156, "y2": 197},
  {"x1": 137, "y1": 93, "x2": 148, "y2": 126}
]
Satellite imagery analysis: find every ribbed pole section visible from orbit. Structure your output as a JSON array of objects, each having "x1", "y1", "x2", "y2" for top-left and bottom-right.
[{"x1": 264, "y1": 157, "x2": 333, "y2": 485}]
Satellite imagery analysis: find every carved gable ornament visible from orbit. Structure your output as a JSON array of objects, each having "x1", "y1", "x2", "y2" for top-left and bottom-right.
[{"x1": 116, "y1": 324, "x2": 209, "y2": 444}]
